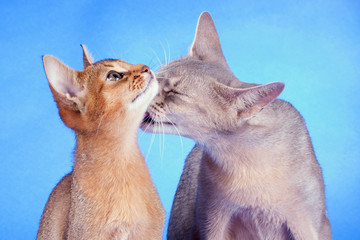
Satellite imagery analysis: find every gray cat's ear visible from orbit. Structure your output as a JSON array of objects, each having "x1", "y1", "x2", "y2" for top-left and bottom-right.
[
  {"x1": 188, "y1": 11, "x2": 229, "y2": 68},
  {"x1": 43, "y1": 55, "x2": 85, "y2": 112},
  {"x1": 214, "y1": 82, "x2": 285, "y2": 119},
  {"x1": 81, "y1": 44, "x2": 94, "y2": 69}
]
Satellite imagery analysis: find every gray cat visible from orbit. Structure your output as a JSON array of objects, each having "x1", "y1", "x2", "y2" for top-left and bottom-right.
[{"x1": 141, "y1": 12, "x2": 331, "y2": 240}]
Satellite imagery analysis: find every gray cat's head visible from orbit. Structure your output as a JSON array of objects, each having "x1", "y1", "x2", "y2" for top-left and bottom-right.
[{"x1": 141, "y1": 12, "x2": 284, "y2": 144}]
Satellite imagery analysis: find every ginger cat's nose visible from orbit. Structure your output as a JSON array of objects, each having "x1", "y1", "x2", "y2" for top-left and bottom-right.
[
  {"x1": 141, "y1": 65, "x2": 150, "y2": 73},
  {"x1": 132, "y1": 64, "x2": 150, "y2": 74}
]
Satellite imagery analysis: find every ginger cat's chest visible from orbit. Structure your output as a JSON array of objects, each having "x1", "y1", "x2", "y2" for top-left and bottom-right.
[{"x1": 74, "y1": 155, "x2": 153, "y2": 223}]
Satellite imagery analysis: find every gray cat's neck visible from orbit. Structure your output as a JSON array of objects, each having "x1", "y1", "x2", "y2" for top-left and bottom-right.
[
  {"x1": 200, "y1": 100, "x2": 302, "y2": 172},
  {"x1": 201, "y1": 124, "x2": 273, "y2": 172}
]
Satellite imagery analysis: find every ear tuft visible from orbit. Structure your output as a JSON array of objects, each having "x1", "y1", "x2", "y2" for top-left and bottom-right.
[
  {"x1": 81, "y1": 44, "x2": 94, "y2": 69},
  {"x1": 188, "y1": 11, "x2": 229, "y2": 68}
]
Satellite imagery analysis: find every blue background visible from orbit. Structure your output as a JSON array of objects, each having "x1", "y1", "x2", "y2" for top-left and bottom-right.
[{"x1": 0, "y1": 0, "x2": 359, "y2": 239}]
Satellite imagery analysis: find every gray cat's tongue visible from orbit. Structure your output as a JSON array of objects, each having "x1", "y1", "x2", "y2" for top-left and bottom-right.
[
  {"x1": 144, "y1": 112, "x2": 149, "y2": 119},
  {"x1": 143, "y1": 112, "x2": 150, "y2": 122}
]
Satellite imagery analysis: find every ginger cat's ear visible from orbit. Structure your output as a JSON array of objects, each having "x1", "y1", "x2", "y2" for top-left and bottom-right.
[
  {"x1": 214, "y1": 82, "x2": 285, "y2": 119},
  {"x1": 43, "y1": 55, "x2": 85, "y2": 112},
  {"x1": 188, "y1": 11, "x2": 229, "y2": 68},
  {"x1": 81, "y1": 44, "x2": 94, "y2": 69}
]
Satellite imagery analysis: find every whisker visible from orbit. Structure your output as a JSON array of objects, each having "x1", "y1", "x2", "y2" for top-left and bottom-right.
[
  {"x1": 163, "y1": 115, "x2": 185, "y2": 162},
  {"x1": 153, "y1": 65, "x2": 165, "y2": 73},
  {"x1": 160, "y1": 42, "x2": 168, "y2": 65},
  {"x1": 165, "y1": 39, "x2": 171, "y2": 65},
  {"x1": 139, "y1": 119, "x2": 152, "y2": 138},
  {"x1": 152, "y1": 64, "x2": 162, "y2": 72},
  {"x1": 158, "y1": 121, "x2": 162, "y2": 164},
  {"x1": 145, "y1": 122, "x2": 157, "y2": 161},
  {"x1": 144, "y1": 53, "x2": 157, "y2": 70},
  {"x1": 144, "y1": 52, "x2": 164, "y2": 72},
  {"x1": 162, "y1": 119, "x2": 166, "y2": 168},
  {"x1": 159, "y1": 120, "x2": 165, "y2": 169},
  {"x1": 150, "y1": 48, "x2": 163, "y2": 67}
]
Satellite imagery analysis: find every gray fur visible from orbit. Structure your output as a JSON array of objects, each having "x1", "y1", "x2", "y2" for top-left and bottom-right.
[
  {"x1": 167, "y1": 145, "x2": 202, "y2": 240},
  {"x1": 142, "y1": 12, "x2": 331, "y2": 240}
]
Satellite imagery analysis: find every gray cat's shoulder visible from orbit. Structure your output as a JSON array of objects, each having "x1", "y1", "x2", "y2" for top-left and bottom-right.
[
  {"x1": 260, "y1": 99, "x2": 307, "y2": 130},
  {"x1": 271, "y1": 99, "x2": 303, "y2": 119}
]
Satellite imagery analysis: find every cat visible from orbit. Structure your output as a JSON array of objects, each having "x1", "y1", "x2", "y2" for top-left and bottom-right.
[
  {"x1": 141, "y1": 12, "x2": 331, "y2": 240},
  {"x1": 37, "y1": 45, "x2": 165, "y2": 240}
]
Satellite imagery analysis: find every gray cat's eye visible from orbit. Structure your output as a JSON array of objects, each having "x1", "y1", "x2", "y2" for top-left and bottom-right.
[{"x1": 106, "y1": 71, "x2": 125, "y2": 81}]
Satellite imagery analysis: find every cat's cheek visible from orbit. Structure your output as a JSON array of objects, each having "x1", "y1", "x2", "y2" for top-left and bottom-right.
[{"x1": 148, "y1": 79, "x2": 159, "y2": 102}]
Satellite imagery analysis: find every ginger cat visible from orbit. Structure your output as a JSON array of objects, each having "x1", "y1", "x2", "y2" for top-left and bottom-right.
[
  {"x1": 142, "y1": 12, "x2": 331, "y2": 239},
  {"x1": 37, "y1": 45, "x2": 164, "y2": 240}
]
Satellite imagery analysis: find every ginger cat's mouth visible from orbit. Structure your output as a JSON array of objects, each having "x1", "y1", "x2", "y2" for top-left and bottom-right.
[
  {"x1": 141, "y1": 111, "x2": 181, "y2": 135},
  {"x1": 132, "y1": 74, "x2": 154, "y2": 103},
  {"x1": 143, "y1": 112, "x2": 155, "y2": 124},
  {"x1": 142, "y1": 112, "x2": 174, "y2": 127}
]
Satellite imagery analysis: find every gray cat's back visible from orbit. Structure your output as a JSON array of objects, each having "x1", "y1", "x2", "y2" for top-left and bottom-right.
[
  {"x1": 261, "y1": 99, "x2": 328, "y2": 214},
  {"x1": 260, "y1": 99, "x2": 323, "y2": 180}
]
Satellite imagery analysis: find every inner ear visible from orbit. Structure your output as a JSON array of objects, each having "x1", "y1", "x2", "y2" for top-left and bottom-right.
[
  {"x1": 188, "y1": 11, "x2": 229, "y2": 68},
  {"x1": 243, "y1": 82, "x2": 285, "y2": 108},
  {"x1": 81, "y1": 44, "x2": 94, "y2": 69},
  {"x1": 43, "y1": 55, "x2": 86, "y2": 112},
  {"x1": 213, "y1": 81, "x2": 285, "y2": 118}
]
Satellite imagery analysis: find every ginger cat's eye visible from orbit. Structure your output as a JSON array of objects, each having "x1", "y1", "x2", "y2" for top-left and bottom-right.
[{"x1": 106, "y1": 71, "x2": 125, "y2": 81}]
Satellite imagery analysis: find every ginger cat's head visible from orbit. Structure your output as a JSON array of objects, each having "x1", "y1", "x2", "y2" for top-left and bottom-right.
[
  {"x1": 44, "y1": 45, "x2": 158, "y2": 135},
  {"x1": 141, "y1": 12, "x2": 284, "y2": 144}
]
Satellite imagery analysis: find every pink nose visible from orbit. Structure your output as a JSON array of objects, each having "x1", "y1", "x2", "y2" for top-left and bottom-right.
[{"x1": 141, "y1": 65, "x2": 150, "y2": 73}]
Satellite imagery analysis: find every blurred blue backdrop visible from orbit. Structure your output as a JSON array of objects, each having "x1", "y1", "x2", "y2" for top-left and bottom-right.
[{"x1": 0, "y1": 0, "x2": 359, "y2": 239}]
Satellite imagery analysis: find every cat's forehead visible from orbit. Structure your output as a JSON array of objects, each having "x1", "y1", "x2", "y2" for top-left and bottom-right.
[
  {"x1": 158, "y1": 59, "x2": 214, "y2": 84},
  {"x1": 158, "y1": 58, "x2": 242, "y2": 88},
  {"x1": 158, "y1": 59, "x2": 194, "y2": 74},
  {"x1": 95, "y1": 59, "x2": 134, "y2": 72},
  {"x1": 158, "y1": 58, "x2": 218, "y2": 77}
]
